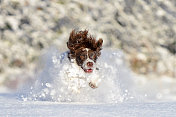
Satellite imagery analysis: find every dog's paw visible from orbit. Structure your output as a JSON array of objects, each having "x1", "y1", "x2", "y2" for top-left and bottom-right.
[{"x1": 89, "y1": 82, "x2": 97, "y2": 89}]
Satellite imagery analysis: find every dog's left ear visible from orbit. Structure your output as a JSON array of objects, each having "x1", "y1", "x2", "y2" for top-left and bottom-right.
[
  {"x1": 96, "y1": 38, "x2": 103, "y2": 50},
  {"x1": 96, "y1": 38, "x2": 103, "y2": 57}
]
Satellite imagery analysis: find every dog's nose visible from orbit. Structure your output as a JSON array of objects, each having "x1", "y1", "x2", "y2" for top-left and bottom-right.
[{"x1": 87, "y1": 62, "x2": 93, "y2": 67}]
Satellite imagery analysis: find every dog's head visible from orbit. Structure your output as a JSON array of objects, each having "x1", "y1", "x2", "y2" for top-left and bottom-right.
[{"x1": 67, "y1": 30, "x2": 103, "y2": 73}]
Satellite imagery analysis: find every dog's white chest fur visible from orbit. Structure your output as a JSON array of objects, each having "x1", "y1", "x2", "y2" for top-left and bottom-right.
[{"x1": 60, "y1": 59, "x2": 101, "y2": 93}]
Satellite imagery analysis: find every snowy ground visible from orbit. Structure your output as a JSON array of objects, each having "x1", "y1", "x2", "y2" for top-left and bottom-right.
[
  {"x1": 0, "y1": 49, "x2": 176, "y2": 117},
  {"x1": 0, "y1": 94, "x2": 176, "y2": 117}
]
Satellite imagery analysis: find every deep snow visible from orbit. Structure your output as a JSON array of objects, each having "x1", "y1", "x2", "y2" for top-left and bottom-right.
[
  {"x1": 0, "y1": 94, "x2": 176, "y2": 117},
  {"x1": 0, "y1": 48, "x2": 176, "y2": 117},
  {"x1": 21, "y1": 48, "x2": 141, "y2": 103}
]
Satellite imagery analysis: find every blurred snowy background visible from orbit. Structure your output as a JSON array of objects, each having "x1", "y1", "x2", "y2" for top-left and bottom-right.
[{"x1": 0, "y1": 0, "x2": 175, "y2": 99}]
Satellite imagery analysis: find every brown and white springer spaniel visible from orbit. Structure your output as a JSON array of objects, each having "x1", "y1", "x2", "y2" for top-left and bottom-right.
[{"x1": 66, "y1": 30, "x2": 103, "y2": 91}]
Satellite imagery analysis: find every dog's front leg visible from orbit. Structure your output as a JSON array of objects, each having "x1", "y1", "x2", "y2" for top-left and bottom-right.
[
  {"x1": 89, "y1": 78, "x2": 101, "y2": 89},
  {"x1": 89, "y1": 82, "x2": 97, "y2": 89}
]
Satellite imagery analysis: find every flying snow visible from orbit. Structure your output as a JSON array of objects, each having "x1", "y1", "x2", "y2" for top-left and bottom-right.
[{"x1": 20, "y1": 48, "x2": 138, "y2": 103}]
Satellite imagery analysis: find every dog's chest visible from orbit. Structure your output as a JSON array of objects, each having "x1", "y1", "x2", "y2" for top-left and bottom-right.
[
  {"x1": 61, "y1": 61, "x2": 87, "y2": 89},
  {"x1": 66, "y1": 61, "x2": 86, "y2": 78},
  {"x1": 59, "y1": 58, "x2": 100, "y2": 93}
]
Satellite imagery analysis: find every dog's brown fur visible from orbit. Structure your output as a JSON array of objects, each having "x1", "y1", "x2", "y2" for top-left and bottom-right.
[{"x1": 67, "y1": 30, "x2": 103, "y2": 61}]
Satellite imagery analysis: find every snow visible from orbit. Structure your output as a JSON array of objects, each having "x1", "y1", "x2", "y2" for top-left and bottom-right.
[
  {"x1": 20, "y1": 48, "x2": 128, "y2": 103},
  {"x1": 0, "y1": 48, "x2": 176, "y2": 116},
  {"x1": 0, "y1": 94, "x2": 176, "y2": 117}
]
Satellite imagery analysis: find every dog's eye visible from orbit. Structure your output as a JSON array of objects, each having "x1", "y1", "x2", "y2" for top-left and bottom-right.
[
  {"x1": 89, "y1": 52, "x2": 95, "y2": 59},
  {"x1": 80, "y1": 54, "x2": 86, "y2": 60}
]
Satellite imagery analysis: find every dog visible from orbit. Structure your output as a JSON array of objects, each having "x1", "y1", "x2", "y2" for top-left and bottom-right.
[{"x1": 63, "y1": 29, "x2": 103, "y2": 93}]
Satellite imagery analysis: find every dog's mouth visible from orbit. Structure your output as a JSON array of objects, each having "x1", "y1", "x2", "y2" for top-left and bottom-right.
[{"x1": 84, "y1": 68, "x2": 93, "y2": 73}]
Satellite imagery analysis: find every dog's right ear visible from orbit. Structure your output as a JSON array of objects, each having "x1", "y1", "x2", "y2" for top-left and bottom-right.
[
  {"x1": 67, "y1": 42, "x2": 75, "y2": 52},
  {"x1": 67, "y1": 29, "x2": 77, "y2": 51},
  {"x1": 67, "y1": 42, "x2": 70, "y2": 49},
  {"x1": 67, "y1": 42, "x2": 76, "y2": 60}
]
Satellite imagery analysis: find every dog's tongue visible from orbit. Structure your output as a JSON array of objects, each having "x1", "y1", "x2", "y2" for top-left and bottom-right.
[{"x1": 85, "y1": 69, "x2": 93, "y2": 73}]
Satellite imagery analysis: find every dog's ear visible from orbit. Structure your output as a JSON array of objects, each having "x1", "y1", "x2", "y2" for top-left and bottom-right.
[
  {"x1": 67, "y1": 42, "x2": 75, "y2": 53},
  {"x1": 67, "y1": 42, "x2": 72, "y2": 50},
  {"x1": 96, "y1": 38, "x2": 103, "y2": 50},
  {"x1": 95, "y1": 38, "x2": 103, "y2": 57}
]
